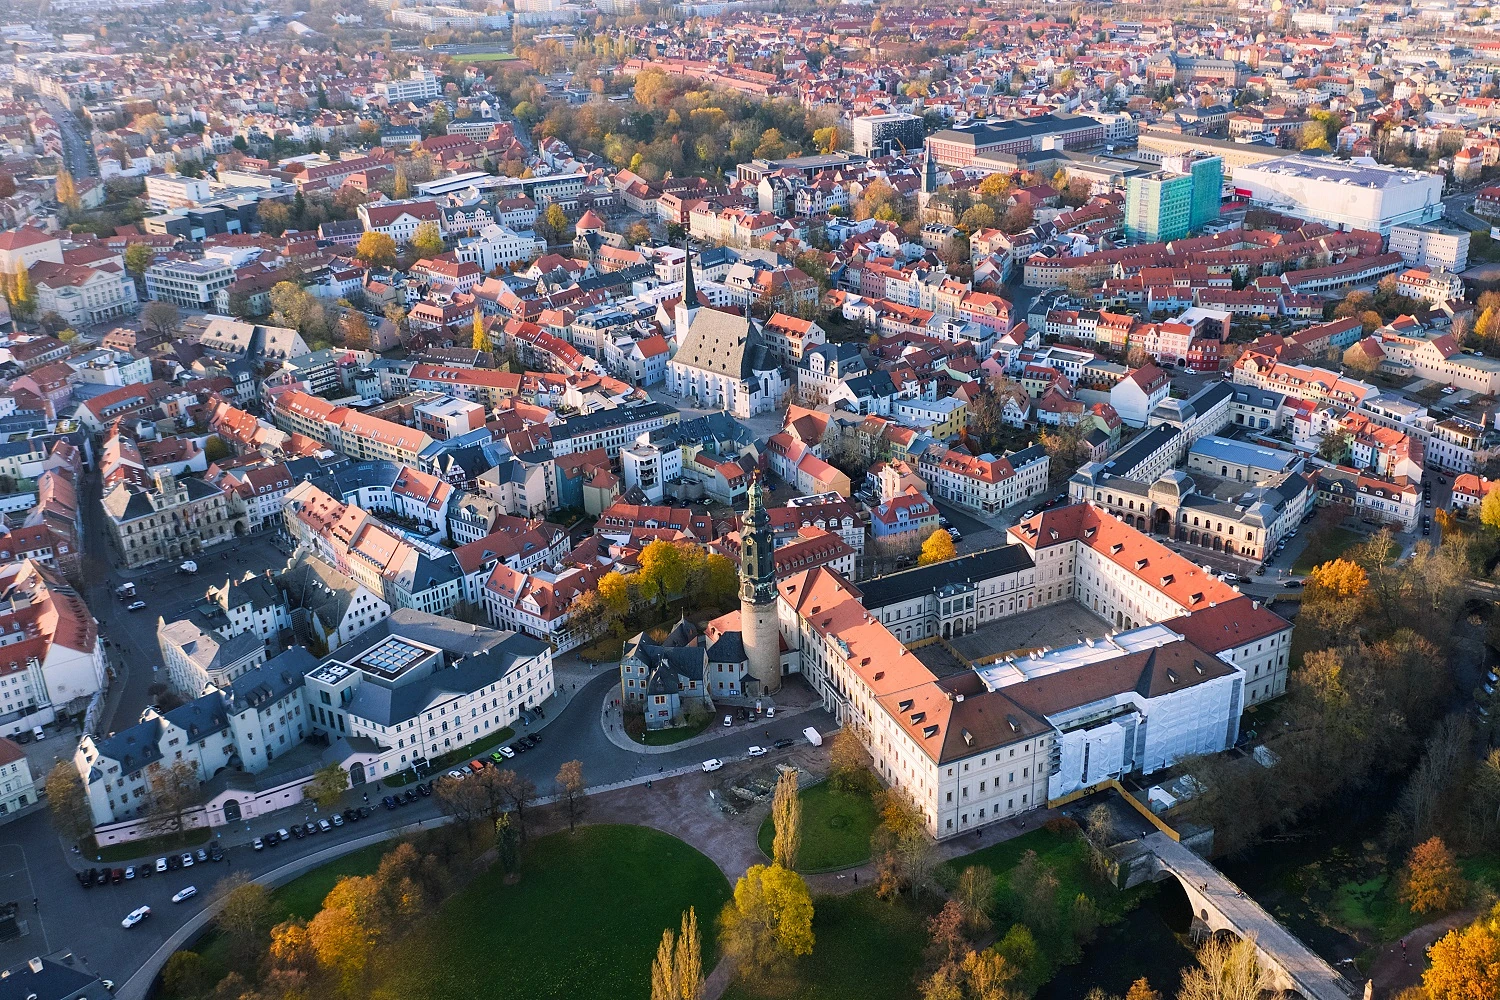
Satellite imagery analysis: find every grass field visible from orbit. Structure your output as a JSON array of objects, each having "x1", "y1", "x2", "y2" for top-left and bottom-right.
[
  {"x1": 1292, "y1": 526, "x2": 1393, "y2": 575},
  {"x1": 636, "y1": 715, "x2": 713, "y2": 745},
  {"x1": 377, "y1": 825, "x2": 730, "y2": 1000},
  {"x1": 719, "y1": 888, "x2": 933, "y2": 1000},
  {"x1": 756, "y1": 782, "x2": 879, "y2": 873}
]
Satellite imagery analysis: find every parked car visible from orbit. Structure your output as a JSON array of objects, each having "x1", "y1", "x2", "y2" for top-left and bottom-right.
[
  {"x1": 1283, "y1": 580, "x2": 1303, "y2": 589},
  {"x1": 111, "y1": 868, "x2": 125, "y2": 884},
  {"x1": 747, "y1": 745, "x2": 767, "y2": 757},
  {"x1": 722, "y1": 714, "x2": 733, "y2": 728},
  {"x1": 76, "y1": 869, "x2": 92, "y2": 888},
  {"x1": 121, "y1": 906, "x2": 150, "y2": 928},
  {"x1": 403, "y1": 789, "x2": 417, "y2": 803},
  {"x1": 172, "y1": 886, "x2": 198, "y2": 904},
  {"x1": 701, "y1": 758, "x2": 723, "y2": 772},
  {"x1": 289, "y1": 825, "x2": 304, "y2": 839},
  {"x1": 331, "y1": 813, "x2": 344, "y2": 827},
  {"x1": 167, "y1": 855, "x2": 181, "y2": 870},
  {"x1": 303, "y1": 823, "x2": 317, "y2": 836},
  {"x1": 773, "y1": 738, "x2": 795, "y2": 749},
  {"x1": 139, "y1": 864, "x2": 151, "y2": 880},
  {"x1": 343, "y1": 808, "x2": 359, "y2": 823},
  {"x1": 358, "y1": 807, "x2": 371, "y2": 819},
  {"x1": 383, "y1": 796, "x2": 399, "y2": 810},
  {"x1": 208, "y1": 845, "x2": 224, "y2": 862},
  {"x1": 416, "y1": 783, "x2": 432, "y2": 797},
  {"x1": 180, "y1": 853, "x2": 194, "y2": 868},
  {"x1": 197, "y1": 848, "x2": 209, "y2": 863},
  {"x1": 467, "y1": 759, "x2": 485, "y2": 773},
  {"x1": 318, "y1": 819, "x2": 332, "y2": 833},
  {"x1": 126, "y1": 600, "x2": 146, "y2": 612},
  {"x1": 124, "y1": 866, "x2": 135, "y2": 880}
]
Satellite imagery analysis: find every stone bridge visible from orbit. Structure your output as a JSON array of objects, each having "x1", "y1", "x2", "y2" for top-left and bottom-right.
[{"x1": 1143, "y1": 833, "x2": 1359, "y2": 1000}]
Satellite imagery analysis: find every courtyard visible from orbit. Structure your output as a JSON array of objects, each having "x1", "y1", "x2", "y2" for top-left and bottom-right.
[{"x1": 948, "y1": 602, "x2": 1113, "y2": 664}]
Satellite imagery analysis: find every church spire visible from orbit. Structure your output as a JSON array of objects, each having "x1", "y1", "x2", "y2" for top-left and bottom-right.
[{"x1": 682, "y1": 237, "x2": 700, "y2": 310}]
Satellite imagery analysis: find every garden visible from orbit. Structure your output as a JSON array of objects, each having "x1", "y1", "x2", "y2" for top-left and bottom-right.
[{"x1": 755, "y1": 781, "x2": 879, "y2": 873}]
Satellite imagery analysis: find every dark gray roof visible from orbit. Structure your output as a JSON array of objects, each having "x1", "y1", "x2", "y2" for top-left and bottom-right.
[
  {"x1": 855, "y1": 546, "x2": 1035, "y2": 612},
  {"x1": 674, "y1": 309, "x2": 776, "y2": 380},
  {"x1": 342, "y1": 630, "x2": 548, "y2": 726},
  {"x1": 0, "y1": 957, "x2": 108, "y2": 1000},
  {"x1": 331, "y1": 460, "x2": 403, "y2": 498},
  {"x1": 552, "y1": 401, "x2": 676, "y2": 442},
  {"x1": 1099, "y1": 424, "x2": 1181, "y2": 480},
  {"x1": 226, "y1": 648, "x2": 314, "y2": 714}
]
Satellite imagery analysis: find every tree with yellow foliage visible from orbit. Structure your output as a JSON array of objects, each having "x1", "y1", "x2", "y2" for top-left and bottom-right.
[
  {"x1": 599, "y1": 571, "x2": 631, "y2": 619},
  {"x1": 1306, "y1": 557, "x2": 1369, "y2": 599},
  {"x1": 354, "y1": 231, "x2": 397, "y2": 268},
  {"x1": 1482, "y1": 484, "x2": 1500, "y2": 532},
  {"x1": 919, "y1": 527, "x2": 957, "y2": 566},
  {"x1": 718, "y1": 863, "x2": 815, "y2": 981},
  {"x1": 977, "y1": 173, "x2": 1012, "y2": 200},
  {"x1": 472, "y1": 309, "x2": 491, "y2": 353},
  {"x1": 1424, "y1": 902, "x2": 1500, "y2": 1000}
]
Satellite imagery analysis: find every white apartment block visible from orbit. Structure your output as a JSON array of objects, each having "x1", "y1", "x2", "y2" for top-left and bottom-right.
[
  {"x1": 144, "y1": 174, "x2": 212, "y2": 211},
  {"x1": 1389, "y1": 223, "x2": 1470, "y2": 273}
]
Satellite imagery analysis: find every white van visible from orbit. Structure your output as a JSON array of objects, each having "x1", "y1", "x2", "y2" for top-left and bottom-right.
[{"x1": 32, "y1": 727, "x2": 44, "y2": 741}]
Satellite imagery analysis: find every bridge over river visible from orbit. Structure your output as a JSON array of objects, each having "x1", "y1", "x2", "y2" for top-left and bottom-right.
[{"x1": 1143, "y1": 832, "x2": 1359, "y2": 1000}]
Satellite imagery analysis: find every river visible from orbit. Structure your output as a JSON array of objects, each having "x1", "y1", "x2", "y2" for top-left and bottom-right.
[{"x1": 1037, "y1": 886, "x2": 1198, "y2": 1000}]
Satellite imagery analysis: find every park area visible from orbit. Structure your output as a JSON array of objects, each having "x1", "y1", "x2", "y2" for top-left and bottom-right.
[
  {"x1": 726, "y1": 823, "x2": 1141, "y2": 1000},
  {"x1": 162, "y1": 825, "x2": 731, "y2": 1000},
  {"x1": 755, "y1": 781, "x2": 879, "y2": 873}
]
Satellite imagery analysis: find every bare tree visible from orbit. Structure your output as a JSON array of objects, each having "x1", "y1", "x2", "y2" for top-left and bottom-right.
[
  {"x1": 1176, "y1": 934, "x2": 1275, "y2": 1000},
  {"x1": 143, "y1": 760, "x2": 201, "y2": 839},
  {"x1": 555, "y1": 760, "x2": 586, "y2": 833},
  {"x1": 494, "y1": 769, "x2": 537, "y2": 841}
]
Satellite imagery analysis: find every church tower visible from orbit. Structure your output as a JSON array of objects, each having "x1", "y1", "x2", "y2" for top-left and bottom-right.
[
  {"x1": 673, "y1": 239, "x2": 702, "y2": 341},
  {"x1": 739, "y1": 472, "x2": 781, "y2": 695}
]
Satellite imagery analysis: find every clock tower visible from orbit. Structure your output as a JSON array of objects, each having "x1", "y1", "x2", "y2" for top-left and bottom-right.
[{"x1": 739, "y1": 472, "x2": 781, "y2": 694}]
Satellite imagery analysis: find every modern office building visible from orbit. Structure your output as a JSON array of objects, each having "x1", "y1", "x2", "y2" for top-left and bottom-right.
[
  {"x1": 852, "y1": 112, "x2": 925, "y2": 157},
  {"x1": 1124, "y1": 152, "x2": 1222, "y2": 242}
]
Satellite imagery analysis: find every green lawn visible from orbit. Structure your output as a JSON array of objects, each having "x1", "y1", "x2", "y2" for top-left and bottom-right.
[
  {"x1": 635, "y1": 716, "x2": 713, "y2": 746},
  {"x1": 720, "y1": 888, "x2": 933, "y2": 1000},
  {"x1": 90, "y1": 827, "x2": 210, "y2": 863},
  {"x1": 1329, "y1": 871, "x2": 1426, "y2": 944},
  {"x1": 376, "y1": 825, "x2": 730, "y2": 1000},
  {"x1": 756, "y1": 783, "x2": 879, "y2": 873},
  {"x1": 1292, "y1": 526, "x2": 1390, "y2": 575}
]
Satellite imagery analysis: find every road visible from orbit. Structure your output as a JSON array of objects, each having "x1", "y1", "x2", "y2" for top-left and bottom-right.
[
  {"x1": 1443, "y1": 191, "x2": 1488, "y2": 233},
  {"x1": 82, "y1": 466, "x2": 293, "y2": 737},
  {"x1": 19, "y1": 646, "x2": 830, "y2": 990},
  {"x1": 38, "y1": 96, "x2": 95, "y2": 180}
]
